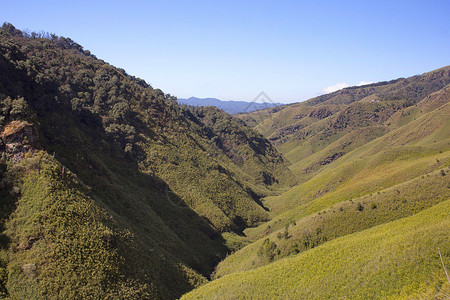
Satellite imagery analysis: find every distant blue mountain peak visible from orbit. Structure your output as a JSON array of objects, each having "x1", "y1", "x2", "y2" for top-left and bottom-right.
[{"x1": 177, "y1": 97, "x2": 283, "y2": 114}]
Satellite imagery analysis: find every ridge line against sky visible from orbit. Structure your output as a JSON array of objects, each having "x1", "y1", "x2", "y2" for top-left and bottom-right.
[{"x1": 1, "y1": 0, "x2": 449, "y2": 103}]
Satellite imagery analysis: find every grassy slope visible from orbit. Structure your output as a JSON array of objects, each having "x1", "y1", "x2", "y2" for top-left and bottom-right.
[
  {"x1": 252, "y1": 93, "x2": 450, "y2": 231},
  {"x1": 277, "y1": 100, "x2": 413, "y2": 165},
  {"x1": 210, "y1": 84, "x2": 450, "y2": 280},
  {"x1": 183, "y1": 199, "x2": 450, "y2": 299},
  {"x1": 213, "y1": 167, "x2": 450, "y2": 278},
  {"x1": 1, "y1": 149, "x2": 229, "y2": 299},
  {"x1": 2, "y1": 154, "x2": 207, "y2": 299},
  {"x1": 255, "y1": 104, "x2": 344, "y2": 139},
  {"x1": 238, "y1": 67, "x2": 450, "y2": 169}
]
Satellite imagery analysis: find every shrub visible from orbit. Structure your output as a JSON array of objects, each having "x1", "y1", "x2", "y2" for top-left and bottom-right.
[{"x1": 356, "y1": 203, "x2": 364, "y2": 211}]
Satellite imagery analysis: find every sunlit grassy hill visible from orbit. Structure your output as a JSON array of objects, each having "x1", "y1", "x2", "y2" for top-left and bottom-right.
[
  {"x1": 183, "y1": 199, "x2": 450, "y2": 299},
  {"x1": 184, "y1": 67, "x2": 450, "y2": 298},
  {"x1": 1, "y1": 21, "x2": 449, "y2": 299},
  {"x1": 212, "y1": 84, "x2": 449, "y2": 278},
  {"x1": 237, "y1": 66, "x2": 450, "y2": 169}
]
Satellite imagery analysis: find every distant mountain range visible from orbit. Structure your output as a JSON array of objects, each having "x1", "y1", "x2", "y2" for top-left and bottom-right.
[{"x1": 177, "y1": 97, "x2": 283, "y2": 114}]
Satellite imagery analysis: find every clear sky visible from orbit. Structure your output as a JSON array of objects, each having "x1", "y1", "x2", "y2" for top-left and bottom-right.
[{"x1": 1, "y1": 0, "x2": 449, "y2": 103}]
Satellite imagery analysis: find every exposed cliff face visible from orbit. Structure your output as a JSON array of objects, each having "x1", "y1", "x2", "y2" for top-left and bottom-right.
[{"x1": 0, "y1": 120, "x2": 42, "y2": 162}]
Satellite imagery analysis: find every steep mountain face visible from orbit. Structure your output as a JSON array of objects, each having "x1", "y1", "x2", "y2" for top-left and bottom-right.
[{"x1": 0, "y1": 24, "x2": 293, "y2": 299}]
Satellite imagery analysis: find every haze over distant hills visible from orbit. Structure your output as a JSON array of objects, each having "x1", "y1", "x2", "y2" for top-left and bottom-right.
[{"x1": 177, "y1": 97, "x2": 283, "y2": 114}]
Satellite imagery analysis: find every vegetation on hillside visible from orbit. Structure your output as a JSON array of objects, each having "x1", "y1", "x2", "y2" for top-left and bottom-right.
[
  {"x1": 1, "y1": 21, "x2": 449, "y2": 299},
  {"x1": 214, "y1": 167, "x2": 450, "y2": 277},
  {"x1": 0, "y1": 23, "x2": 293, "y2": 298},
  {"x1": 186, "y1": 65, "x2": 450, "y2": 298},
  {"x1": 237, "y1": 67, "x2": 450, "y2": 170},
  {"x1": 213, "y1": 85, "x2": 450, "y2": 278},
  {"x1": 0, "y1": 22, "x2": 293, "y2": 233},
  {"x1": 183, "y1": 200, "x2": 450, "y2": 299}
]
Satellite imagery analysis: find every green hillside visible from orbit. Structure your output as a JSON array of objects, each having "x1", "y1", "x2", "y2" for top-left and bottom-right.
[
  {"x1": 238, "y1": 66, "x2": 450, "y2": 170},
  {"x1": 245, "y1": 92, "x2": 449, "y2": 232},
  {"x1": 214, "y1": 167, "x2": 450, "y2": 278},
  {"x1": 0, "y1": 23, "x2": 293, "y2": 298},
  {"x1": 211, "y1": 82, "x2": 450, "y2": 278},
  {"x1": 183, "y1": 199, "x2": 450, "y2": 299},
  {"x1": 184, "y1": 66, "x2": 450, "y2": 298}
]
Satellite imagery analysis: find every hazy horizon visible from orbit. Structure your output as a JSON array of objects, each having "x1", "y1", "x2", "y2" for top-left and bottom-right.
[{"x1": 2, "y1": 0, "x2": 449, "y2": 104}]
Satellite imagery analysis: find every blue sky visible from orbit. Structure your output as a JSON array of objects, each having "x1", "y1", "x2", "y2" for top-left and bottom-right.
[{"x1": 1, "y1": 0, "x2": 449, "y2": 103}]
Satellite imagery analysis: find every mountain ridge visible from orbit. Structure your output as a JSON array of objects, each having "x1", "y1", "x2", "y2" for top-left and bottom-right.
[{"x1": 177, "y1": 96, "x2": 283, "y2": 114}]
